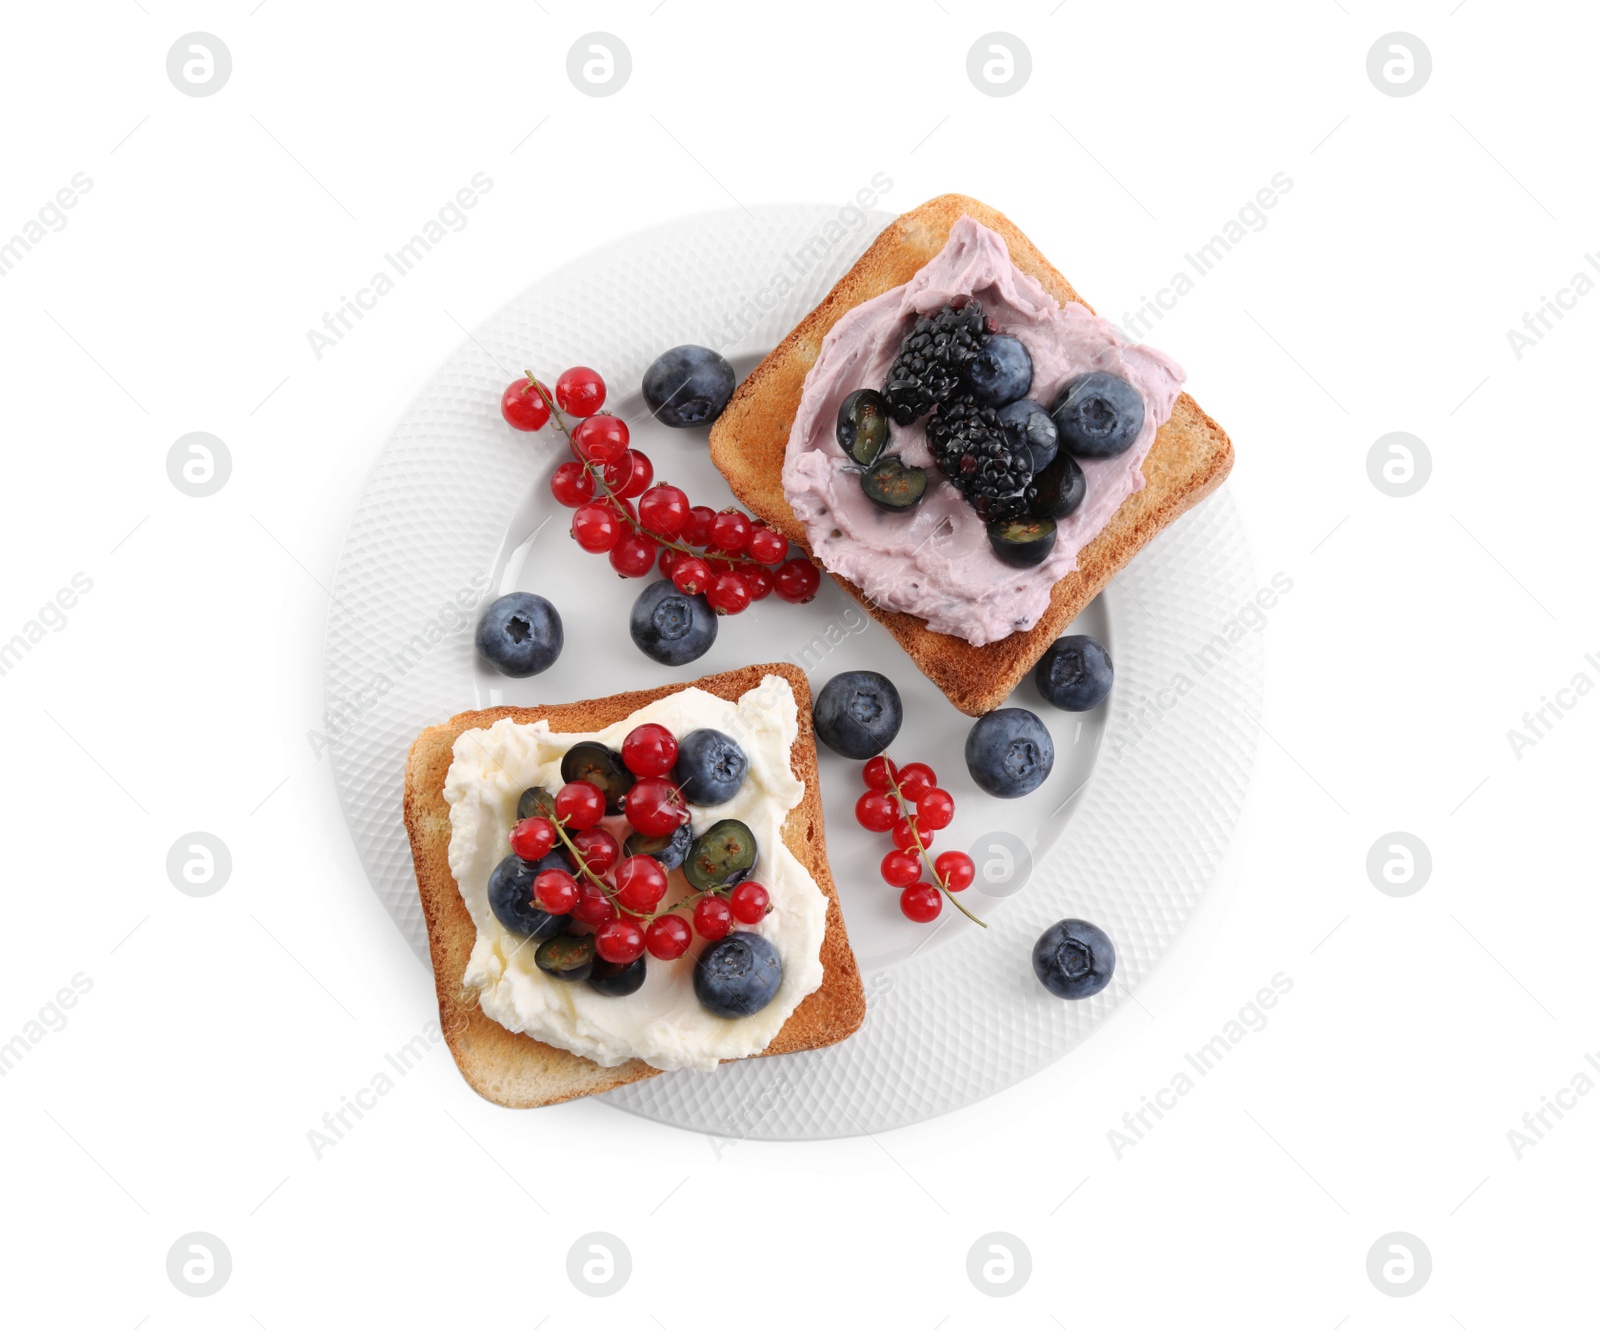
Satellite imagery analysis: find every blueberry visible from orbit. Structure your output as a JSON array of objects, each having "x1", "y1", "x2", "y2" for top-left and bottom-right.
[
  {"x1": 486, "y1": 852, "x2": 567, "y2": 939},
  {"x1": 624, "y1": 821, "x2": 694, "y2": 871},
  {"x1": 812, "y1": 670, "x2": 902, "y2": 759},
  {"x1": 963, "y1": 334, "x2": 1033, "y2": 406},
  {"x1": 1036, "y1": 634, "x2": 1113, "y2": 711},
  {"x1": 475, "y1": 593, "x2": 562, "y2": 678},
  {"x1": 1051, "y1": 373, "x2": 1145, "y2": 459},
  {"x1": 694, "y1": 932, "x2": 783, "y2": 1018},
  {"x1": 1032, "y1": 918, "x2": 1115, "y2": 999},
  {"x1": 642, "y1": 345, "x2": 737, "y2": 428},
  {"x1": 630, "y1": 578, "x2": 717, "y2": 666},
  {"x1": 997, "y1": 399, "x2": 1058, "y2": 472},
  {"x1": 964, "y1": 707, "x2": 1054, "y2": 798},
  {"x1": 673, "y1": 729, "x2": 748, "y2": 805},
  {"x1": 588, "y1": 955, "x2": 647, "y2": 997}
]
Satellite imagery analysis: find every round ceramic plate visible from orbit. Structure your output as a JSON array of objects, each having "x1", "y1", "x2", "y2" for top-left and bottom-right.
[{"x1": 323, "y1": 204, "x2": 1262, "y2": 1138}]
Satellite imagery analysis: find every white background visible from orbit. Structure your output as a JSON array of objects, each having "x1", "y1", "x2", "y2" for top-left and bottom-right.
[{"x1": 2, "y1": 1, "x2": 1595, "y2": 1323}]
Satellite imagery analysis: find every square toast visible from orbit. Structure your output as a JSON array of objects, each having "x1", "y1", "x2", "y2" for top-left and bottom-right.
[
  {"x1": 709, "y1": 194, "x2": 1234, "y2": 716},
  {"x1": 402, "y1": 663, "x2": 865, "y2": 1109}
]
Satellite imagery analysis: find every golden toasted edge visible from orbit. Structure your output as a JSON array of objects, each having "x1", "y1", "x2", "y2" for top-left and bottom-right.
[
  {"x1": 709, "y1": 193, "x2": 1234, "y2": 716},
  {"x1": 401, "y1": 662, "x2": 865, "y2": 1109}
]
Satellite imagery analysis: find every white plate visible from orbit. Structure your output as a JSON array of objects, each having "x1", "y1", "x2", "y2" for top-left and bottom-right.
[{"x1": 323, "y1": 205, "x2": 1262, "y2": 1138}]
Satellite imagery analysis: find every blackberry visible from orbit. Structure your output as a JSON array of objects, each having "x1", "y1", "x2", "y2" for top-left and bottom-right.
[
  {"x1": 881, "y1": 301, "x2": 988, "y2": 425},
  {"x1": 927, "y1": 394, "x2": 1035, "y2": 522}
]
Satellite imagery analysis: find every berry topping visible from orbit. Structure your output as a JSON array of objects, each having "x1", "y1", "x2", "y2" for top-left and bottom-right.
[
  {"x1": 706, "y1": 571, "x2": 751, "y2": 616},
  {"x1": 572, "y1": 412, "x2": 629, "y2": 464},
  {"x1": 855, "y1": 790, "x2": 898, "y2": 833},
  {"x1": 1032, "y1": 918, "x2": 1115, "y2": 999},
  {"x1": 996, "y1": 398, "x2": 1060, "y2": 473},
  {"x1": 693, "y1": 894, "x2": 733, "y2": 941},
  {"x1": 1051, "y1": 372, "x2": 1144, "y2": 458},
  {"x1": 684, "y1": 819, "x2": 758, "y2": 893},
  {"x1": 645, "y1": 913, "x2": 693, "y2": 960},
  {"x1": 694, "y1": 933, "x2": 783, "y2": 1018},
  {"x1": 622, "y1": 775, "x2": 689, "y2": 837},
  {"x1": 642, "y1": 345, "x2": 736, "y2": 428},
  {"x1": 475, "y1": 593, "x2": 563, "y2": 679},
  {"x1": 900, "y1": 884, "x2": 943, "y2": 923},
  {"x1": 638, "y1": 484, "x2": 691, "y2": 539},
  {"x1": 588, "y1": 955, "x2": 647, "y2": 997},
  {"x1": 934, "y1": 851, "x2": 975, "y2": 892},
  {"x1": 629, "y1": 578, "x2": 718, "y2": 665},
  {"x1": 927, "y1": 394, "x2": 1033, "y2": 522},
  {"x1": 553, "y1": 780, "x2": 606, "y2": 831},
  {"x1": 487, "y1": 854, "x2": 568, "y2": 939},
  {"x1": 673, "y1": 729, "x2": 748, "y2": 805},
  {"x1": 509, "y1": 816, "x2": 556, "y2": 862},
  {"x1": 533, "y1": 868, "x2": 579, "y2": 915},
  {"x1": 613, "y1": 856, "x2": 669, "y2": 914},
  {"x1": 988, "y1": 514, "x2": 1058, "y2": 568},
  {"x1": 962, "y1": 333, "x2": 1033, "y2": 407},
  {"x1": 571, "y1": 502, "x2": 623, "y2": 553},
  {"x1": 555, "y1": 365, "x2": 606, "y2": 417},
  {"x1": 624, "y1": 822, "x2": 694, "y2": 872},
  {"x1": 594, "y1": 917, "x2": 646, "y2": 965},
  {"x1": 501, "y1": 377, "x2": 552, "y2": 431},
  {"x1": 550, "y1": 460, "x2": 595, "y2": 507},
  {"x1": 570, "y1": 827, "x2": 620, "y2": 875},
  {"x1": 560, "y1": 742, "x2": 635, "y2": 813},
  {"x1": 882, "y1": 300, "x2": 988, "y2": 425},
  {"x1": 536, "y1": 931, "x2": 596, "y2": 982},
  {"x1": 813, "y1": 670, "x2": 903, "y2": 759},
  {"x1": 836, "y1": 387, "x2": 890, "y2": 465},
  {"x1": 880, "y1": 848, "x2": 922, "y2": 887},
  {"x1": 573, "y1": 880, "x2": 617, "y2": 926},
  {"x1": 746, "y1": 525, "x2": 789, "y2": 565},
  {"x1": 772, "y1": 558, "x2": 820, "y2": 604},
  {"x1": 860, "y1": 456, "x2": 928, "y2": 513},
  {"x1": 729, "y1": 881, "x2": 770, "y2": 924},
  {"x1": 965, "y1": 708, "x2": 1055, "y2": 798},
  {"x1": 621, "y1": 723, "x2": 679, "y2": 777}
]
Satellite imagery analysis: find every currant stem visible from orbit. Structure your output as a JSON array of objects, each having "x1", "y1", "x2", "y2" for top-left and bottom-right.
[
  {"x1": 544, "y1": 811, "x2": 719, "y2": 926},
  {"x1": 526, "y1": 370, "x2": 776, "y2": 571},
  {"x1": 883, "y1": 761, "x2": 986, "y2": 928}
]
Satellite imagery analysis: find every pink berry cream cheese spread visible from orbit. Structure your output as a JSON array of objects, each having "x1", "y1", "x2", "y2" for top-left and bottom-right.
[{"x1": 781, "y1": 215, "x2": 1184, "y2": 646}]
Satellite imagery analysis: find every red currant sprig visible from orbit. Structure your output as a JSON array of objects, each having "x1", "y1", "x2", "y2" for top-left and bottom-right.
[
  {"x1": 500, "y1": 369, "x2": 823, "y2": 612},
  {"x1": 504, "y1": 724, "x2": 775, "y2": 963},
  {"x1": 855, "y1": 755, "x2": 984, "y2": 927}
]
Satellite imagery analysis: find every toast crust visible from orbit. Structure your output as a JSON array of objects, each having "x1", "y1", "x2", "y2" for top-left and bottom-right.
[
  {"x1": 709, "y1": 194, "x2": 1234, "y2": 716},
  {"x1": 402, "y1": 663, "x2": 865, "y2": 1109}
]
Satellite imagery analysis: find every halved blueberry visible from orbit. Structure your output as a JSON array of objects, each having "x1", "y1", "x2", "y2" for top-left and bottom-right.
[{"x1": 588, "y1": 955, "x2": 647, "y2": 997}]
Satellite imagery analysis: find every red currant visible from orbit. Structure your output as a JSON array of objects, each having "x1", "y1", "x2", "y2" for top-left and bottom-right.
[
  {"x1": 501, "y1": 378, "x2": 551, "y2": 431},
  {"x1": 658, "y1": 546, "x2": 686, "y2": 579},
  {"x1": 747, "y1": 526, "x2": 789, "y2": 565},
  {"x1": 638, "y1": 485, "x2": 691, "y2": 540},
  {"x1": 672, "y1": 557, "x2": 713, "y2": 596},
  {"x1": 693, "y1": 894, "x2": 733, "y2": 940},
  {"x1": 571, "y1": 827, "x2": 619, "y2": 875},
  {"x1": 621, "y1": 723, "x2": 679, "y2": 777},
  {"x1": 613, "y1": 856, "x2": 668, "y2": 914},
  {"x1": 609, "y1": 534, "x2": 658, "y2": 578},
  {"x1": 554, "y1": 780, "x2": 606, "y2": 831},
  {"x1": 550, "y1": 460, "x2": 595, "y2": 507},
  {"x1": 881, "y1": 849, "x2": 922, "y2": 887},
  {"x1": 685, "y1": 505, "x2": 716, "y2": 546},
  {"x1": 573, "y1": 880, "x2": 617, "y2": 926},
  {"x1": 509, "y1": 816, "x2": 555, "y2": 861},
  {"x1": 773, "y1": 559, "x2": 821, "y2": 604},
  {"x1": 645, "y1": 913, "x2": 692, "y2": 960},
  {"x1": 707, "y1": 572, "x2": 751, "y2": 615},
  {"x1": 708, "y1": 509, "x2": 753, "y2": 553},
  {"x1": 572, "y1": 413, "x2": 629, "y2": 464},
  {"x1": 555, "y1": 366, "x2": 606, "y2": 417},
  {"x1": 623, "y1": 776, "x2": 688, "y2": 837},
  {"x1": 533, "y1": 868, "x2": 579, "y2": 914},
  {"x1": 892, "y1": 819, "x2": 934, "y2": 851},
  {"x1": 855, "y1": 791, "x2": 898, "y2": 833},
  {"x1": 595, "y1": 916, "x2": 645, "y2": 964},
  {"x1": 739, "y1": 565, "x2": 775, "y2": 601},
  {"x1": 934, "y1": 850, "x2": 974, "y2": 892},
  {"x1": 863, "y1": 756, "x2": 898, "y2": 791},
  {"x1": 604, "y1": 448, "x2": 653, "y2": 498},
  {"x1": 605, "y1": 494, "x2": 637, "y2": 524},
  {"x1": 729, "y1": 881, "x2": 770, "y2": 924},
  {"x1": 900, "y1": 884, "x2": 943, "y2": 923},
  {"x1": 916, "y1": 788, "x2": 955, "y2": 831},
  {"x1": 897, "y1": 762, "x2": 937, "y2": 804},
  {"x1": 572, "y1": 503, "x2": 622, "y2": 553}
]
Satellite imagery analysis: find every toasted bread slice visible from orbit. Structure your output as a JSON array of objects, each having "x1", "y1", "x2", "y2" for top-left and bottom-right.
[
  {"x1": 709, "y1": 194, "x2": 1234, "y2": 716},
  {"x1": 402, "y1": 663, "x2": 865, "y2": 1109}
]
